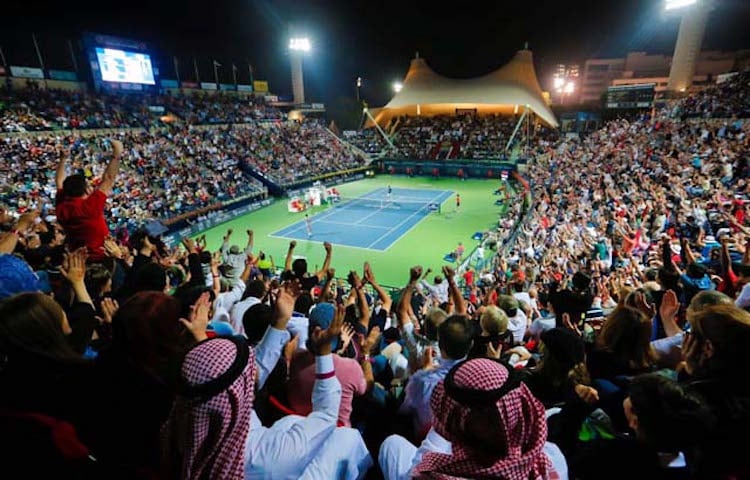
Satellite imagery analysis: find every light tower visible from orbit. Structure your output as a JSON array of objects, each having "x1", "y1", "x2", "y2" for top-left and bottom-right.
[
  {"x1": 666, "y1": 0, "x2": 710, "y2": 93},
  {"x1": 288, "y1": 37, "x2": 310, "y2": 105}
]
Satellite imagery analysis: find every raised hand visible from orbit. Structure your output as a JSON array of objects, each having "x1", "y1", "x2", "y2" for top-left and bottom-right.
[
  {"x1": 180, "y1": 236, "x2": 195, "y2": 254},
  {"x1": 16, "y1": 211, "x2": 39, "y2": 233},
  {"x1": 103, "y1": 237, "x2": 124, "y2": 259},
  {"x1": 274, "y1": 280, "x2": 302, "y2": 329},
  {"x1": 442, "y1": 265, "x2": 456, "y2": 281},
  {"x1": 363, "y1": 262, "x2": 376, "y2": 284},
  {"x1": 179, "y1": 291, "x2": 210, "y2": 342},
  {"x1": 289, "y1": 240, "x2": 297, "y2": 249},
  {"x1": 409, "y1": 266, "x2": 423, "y2": 283},
  {"x1": 60, "y1": 248, "x2": 88, "y2": 285},
  {"x1": 360, "y1": 326, "x2": 381, "y2": 356},
  {"x1": 338, "y1": 323, "x2": 355, "y2": 354},
  {"x1": 98, "y1": 297, "x2": 119, "y2": 324},
  {"x1": 110, "y1": 139, "x2": 123, "y2": 157},
  {"x1": 659, "y1": 289, "x2": 680, "y2": 320},
  {"x1": 348, "y1": 270, "x2": 363, "y2": 289}
]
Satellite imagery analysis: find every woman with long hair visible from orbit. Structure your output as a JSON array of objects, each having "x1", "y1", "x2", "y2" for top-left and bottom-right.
[{"x1": 588, "y1": 306, "x2": 656, "y2": 381}]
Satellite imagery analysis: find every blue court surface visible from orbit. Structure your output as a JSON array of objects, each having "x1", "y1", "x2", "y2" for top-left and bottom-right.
[{"x1": 270, "y1": 187, "x2": 453, "y2": 251}]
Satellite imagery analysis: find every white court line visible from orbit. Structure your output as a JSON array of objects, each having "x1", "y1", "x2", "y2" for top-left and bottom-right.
[
  {"x1": 275, "y1": 193, "x2": 379, "y2": 237},
  {"x1": 271, "y1": 187, "x2": 451, "y2": 249},
  {"x1": 317, "y1": 219, "x2": 391, "y2": 229},
  {"x1": 379, "y1": 190, "x2": 454, "y2": 252},
  {"x1": 366, "y1": 190, "x2": 452, "y2": 250}
]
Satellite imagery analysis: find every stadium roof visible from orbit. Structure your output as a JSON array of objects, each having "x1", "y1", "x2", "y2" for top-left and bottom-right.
[{"x1": 370, "y1": 49, "x2": 558, "y2": 128}]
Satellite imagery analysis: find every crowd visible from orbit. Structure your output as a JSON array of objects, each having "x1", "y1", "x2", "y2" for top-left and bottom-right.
[
  {"x1": 0, "y1": 128, "x2": 268, "y2": 229},
  {"x1": 345, "y1": 128, "x2": 389, "y2": 157},
  {"x1": 0, "y1": 85, "x2": 157, "y2": 131},
  {"x1": 0, "y1": 73, "x2": 749, "y2": 480},
  {"x1": 242, "y1": 120, "x2": 366, "y2": 186},
  {"x1": 0, "y1": 86, "x2": 285, "y2": 133},
  {"x1": 390, "y1": 114, "x2": 517, "y2": 160},
  {"x1": 673, "y1": 71, "x2": 750, "y2": 119}
]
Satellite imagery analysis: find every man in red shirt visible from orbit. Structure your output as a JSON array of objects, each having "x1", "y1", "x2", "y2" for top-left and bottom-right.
[{"x1": 55, "y1": 139, "x2": 123, "y2": 261}]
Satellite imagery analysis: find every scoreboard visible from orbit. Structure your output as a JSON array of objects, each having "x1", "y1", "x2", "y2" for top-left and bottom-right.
[{"x1": 606, "y1": 84, "x2": 656, "y2": 109}]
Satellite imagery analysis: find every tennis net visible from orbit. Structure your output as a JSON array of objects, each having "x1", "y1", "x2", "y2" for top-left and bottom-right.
[{"x1": 333, "y1": 195, "x2": 441, "y2": 213}]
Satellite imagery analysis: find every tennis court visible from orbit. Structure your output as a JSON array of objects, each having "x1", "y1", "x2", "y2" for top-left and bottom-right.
[{"x1": 270, "y1": 187, "x2": 454, "y2": 251}]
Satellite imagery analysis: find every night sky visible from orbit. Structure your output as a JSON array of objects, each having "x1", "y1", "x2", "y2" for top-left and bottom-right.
[{"x1": 3, "y1": 0, "x2": 750, "y2": 107}]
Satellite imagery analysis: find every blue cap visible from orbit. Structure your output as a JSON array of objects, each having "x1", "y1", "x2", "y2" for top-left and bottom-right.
[
  {"x1": 0, "y1": 254, "x2": 41, "y2": 300},
  {"x1": 308, "y1": 302, "x2": 338, "y2": 350}
]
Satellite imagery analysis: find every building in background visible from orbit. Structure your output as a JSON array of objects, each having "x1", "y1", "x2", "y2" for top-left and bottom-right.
[{"x1": 579, "y1": 50, "x2": 746, "y2": 105}]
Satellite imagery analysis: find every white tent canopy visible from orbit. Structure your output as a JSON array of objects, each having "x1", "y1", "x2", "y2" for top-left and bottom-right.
[{"x1": 372, "y1": 49, "x2": 558, "y2": 128}]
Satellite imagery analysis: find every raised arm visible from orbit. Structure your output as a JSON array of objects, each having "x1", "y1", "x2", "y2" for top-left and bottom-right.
[
  {"x1": 315, "y1": 242, "x2": 333, "y2": 280},
  {"x1": 349, "y1": 271, "x2": 370, "y2": 331},
  {"x1": 0, "y1": 211, "x2": 37, "y2": 254},
  {"x1": 284, "y1": 240, "x2": 297, "y2": 272},
  {"x1": 318, "y1": 268, "x2": 335, "y2": 304},
  {"x1": 681, "y1": 237, "x2": 697, "y2": 265},
  {"x1": 443, "y1": 265, "x2": 467, "y2": 316},
  {"x1": 55, "y1": 148, "x2": 68, "y2": 191},
  {"x1": 363, "y1": 262, "x2": 392, "y2": 313},
  {"x1": 245, "y1": 229, "x2": 254, "y2": 253},
  {"x1": 97, "y1": 139, "x2": 123, "y2": 196}
]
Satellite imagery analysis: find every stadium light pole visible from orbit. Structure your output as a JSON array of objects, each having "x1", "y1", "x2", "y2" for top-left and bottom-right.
[
  {"x1": 665, "y1": 0, "x2": 709, "y2": 93},
  {"x1": 356, "y1": 76, "x2": 362, "y2": 102},
  {"x1": 289, "y1": 37, "x2": 310, "y2": 105}
]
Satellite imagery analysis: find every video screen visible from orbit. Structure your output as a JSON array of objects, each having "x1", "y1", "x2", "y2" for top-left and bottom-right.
[{"x1": 95, "y1": 47, "x2": 155, "y2": 85}]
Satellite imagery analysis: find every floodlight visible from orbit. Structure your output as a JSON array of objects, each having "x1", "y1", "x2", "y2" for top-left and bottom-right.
[
  {"x1": 393, "y1": 82, "x2": 403, "y2": 93},
  {"x1": 289, "y1": 38, "x2": 311, "y2": 52},
  {"x1": 553, "y1": 77, "x2": 565, "y2": 90},
  {"x1": 357, "y1": 77, "x2": 362, "y2": 87},
  {"x1": 665, "y1": 0, "x2": 697, "y2": 11},
  {"x1": 563, "y1": 81, "x2": 575, "y2": 94}
]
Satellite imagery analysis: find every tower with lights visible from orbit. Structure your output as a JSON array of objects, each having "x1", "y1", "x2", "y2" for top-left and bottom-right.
[{"x1": 666, "y1": 0, "x2": 710, "y2": 92}]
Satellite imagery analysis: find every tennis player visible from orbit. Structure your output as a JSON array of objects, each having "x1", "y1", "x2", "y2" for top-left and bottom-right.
[
  {"x1": 305, "y1": 213, "x2": 312, "y2": 238},
  {"x1": 386, "y1": 184, "x2": 392, "y2": 202},
  {"x1": 456, "y1": 193, "x2": 461, "y2": 211}
]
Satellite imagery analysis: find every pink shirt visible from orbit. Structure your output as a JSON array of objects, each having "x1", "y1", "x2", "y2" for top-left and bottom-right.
[{"x1": 287, "y1": 351, "x2": 366, "y2": 427}]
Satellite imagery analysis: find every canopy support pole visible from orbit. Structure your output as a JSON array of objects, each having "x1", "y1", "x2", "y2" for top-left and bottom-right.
[
  {"x1": 505, "y1": 107, "x2": 529, "y2": 153},
  {"x1": 364, "y1": 108, "x2": 397, "y2": 153}
]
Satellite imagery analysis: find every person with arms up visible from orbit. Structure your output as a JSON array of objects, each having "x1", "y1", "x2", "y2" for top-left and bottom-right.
[{"x1": 55, "y1": 139, "x2": 123, "y2": 261}]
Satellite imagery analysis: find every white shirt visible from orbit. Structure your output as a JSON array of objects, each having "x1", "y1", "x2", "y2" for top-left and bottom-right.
[
  {"x1": 507, "y1": 309, "x2": 528, "y2": 344},
  {"x1": 245, "y1": 354, "x2": 372, "y2": 479},
  {"x1": 212, "y1": 280, "x2": 247, "y2": 325},
  {"x1": 736, "y1": 283, "x2": 750, "y2": 309},
  {"x1": 230, "y1": 296, "x2": 262, "y2": 336},
  {"x1": 378, "y1": 429, "x2": 568, "y2": 480},
  {"x1": 420, "y1": 280, "x2": 449, "y2": 304}
]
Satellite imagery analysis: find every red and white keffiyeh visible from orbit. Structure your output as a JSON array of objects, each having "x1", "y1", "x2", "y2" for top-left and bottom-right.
[
  {"x1": 413, "y1": 358, "x2": 551, "y2": 480},
  {"x1": 162, "y1": 338, "x2": 255, "y2": 480}
]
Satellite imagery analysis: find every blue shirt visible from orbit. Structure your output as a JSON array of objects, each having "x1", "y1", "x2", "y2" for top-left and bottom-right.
[{"x1": 398, "y1": 357, "x2": 463, "y2": 437}]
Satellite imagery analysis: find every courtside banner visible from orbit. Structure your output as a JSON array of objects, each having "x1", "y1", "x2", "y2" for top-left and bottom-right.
[
  {"x1": 237, "y1": 84, "x2": 253, "y2": 92},
  {"x1": 10, "y1": 66, "x2": 44, "y2": 79},
  {"x1": 200, "y1": 82, "x2": 218, "y2": 90},
  {"x1": 253, "y1": 80, "x2": 269, "y2": 93},
  {"x1": 160, "y1": 79, "x2": 179, "y2": 88},
  {"x1": 49, "y1": 70, "x2": 78, "y2": 81},
  {"x1": 181, "y1": 81, "x2": 199, "y2": 89}
]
